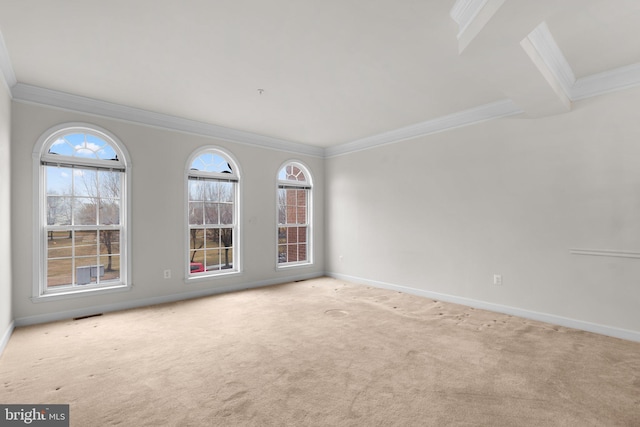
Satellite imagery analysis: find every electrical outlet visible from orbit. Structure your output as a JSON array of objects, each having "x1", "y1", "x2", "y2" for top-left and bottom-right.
[
  {"x1": 493, "y1": 274, "x2": 502, "y2": 285},
  {"x1": 163, "y1": 269, "x2": 171, "y2": 279}
]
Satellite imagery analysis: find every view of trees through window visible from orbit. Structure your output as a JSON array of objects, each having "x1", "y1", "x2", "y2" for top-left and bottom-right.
[
  {"x1": 188, "y1": 179, "x2": 234, "y2": 272},
  {"x1": 187, "y1": 150, "x2": 238, "y2": 276},
  {"x1": 39, "y1": 131, "x2": 315, "y2": 292},
  {"x1": 40, "y1": 129, "x2": 126, "y2": 293},
  {"x1": 45, "y1": 166, "x2": 122, "y2": 288}
]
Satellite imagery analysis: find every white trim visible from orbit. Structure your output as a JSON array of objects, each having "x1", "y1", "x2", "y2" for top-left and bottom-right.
[
  {"x1": 451, "y1": 0, "x2": 507, "y2": 53},
  {"x1": 30, "y1": 283, "x2": 131, "y2": 303},
  {"x1": 520, "y1": 34, "x2": 572, "y2": 111},
  {"x1": 327, "y1": 272, "x2": 640, "y2": 343},
  {"x1": 12, "y1": 83, "x2": 324, "y2": 158},
  {"x1": 276, "y1": 261, "x2": 313, "y2": 270},
  {"x1": 572, "y1": 62, "x2": 640, "y2": 101},
  {"x1": 276, "y1": 160, "x2": 314, "y2": 269},
  {"x1": 7, "y1": 83, "x2": 524, "y2": 160},
  {"x1": 0, "y1": 30, "x2": 16, "y2": 92},
  {"x1": 32, "y1": 144, "x2": 45, "y2": 301},
  {"x1": 3, "y1": 24, "x2": 640, "y2": 161},
  {"x1": 569, "y1": 248, "x2": 640, "y2": 259},
  {"x1": 7, "y1": 41, "x2": 639, "y2": 162},
  {"x1": 450, "y1": 0, "x2": 489, "y2": 39},
  {"x1": 11, "y1": 83, "x2": 524, "y2": 160},
  {"x1": 14, "y1": 273, "x2": 323, "y2": 327},
  {"x1": 522, "y1": 22, "x2": 640, "y2": 104},
  {"x1": 0, "y1": 321, "x2": 15, "y2": 357},
  {"x1": 277, "y1": 160, "x2": 313, "y2": 187},
  {"x1": 34, "y1": 123, "x2": 132, "y2": 167},
  {"x1": 184, "y1": 146, "x2": 243, "y2": 281},
  {"x1": 325, "y1": 99, "x2": 523, "y2": 158},
  {"x1": 32, "y1": 123, "x2": 133, "y2": 301},
  {"x1": 522, "y1": 22, "x2": 575, "y2": 99}
]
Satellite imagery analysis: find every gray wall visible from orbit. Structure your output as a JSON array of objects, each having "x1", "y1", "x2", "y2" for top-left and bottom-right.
[
  {"x1": 11, "y1": 101, "x2": 324, "y2": 323},
  {"x1": 326, "y1": 86, "x2": 640, "y2": 335},
  {"x1": 0, "y1": 82, "x2": 11, "y2": 348},
  {"x1": 7, "y1": 83, "x2": 640, "y2": 338}
]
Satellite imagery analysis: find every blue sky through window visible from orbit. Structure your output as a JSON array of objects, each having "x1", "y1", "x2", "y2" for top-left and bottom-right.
[
  {"x1": 45, "y1": 132, "x2": 121, "y2": 195},
  {"x1": 48, "y1": 133, "x2": 117, "y2": 160}
]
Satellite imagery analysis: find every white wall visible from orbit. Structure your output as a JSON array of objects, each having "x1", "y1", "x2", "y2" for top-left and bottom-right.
[
  {"x1": 0, "y1": 81, "x2": 11, "y2": 352},
  {"x1": 326, "y1": 86, "x2": 640, "y2": 337},
  {"x1": 8, "y1": 82, "x2": 640, "y2": 340},
  {"x1": 10, "y1": 102, "x2": 324, "y2": 323}
]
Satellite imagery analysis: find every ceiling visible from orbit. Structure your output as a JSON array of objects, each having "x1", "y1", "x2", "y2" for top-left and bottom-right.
[{"x1": 1, "y1": 0, "x2": 639, "y2": 153}]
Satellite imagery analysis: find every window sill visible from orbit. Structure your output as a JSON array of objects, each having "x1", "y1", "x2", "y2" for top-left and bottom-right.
[
  {"x1": 185, "y1": 269, "x2": 241, "y2": 284},
  {"x1": 31, "y1": 283, "x2": 132, "y2": 303},
  {"x1": 277, "y1": 261, "x2": 313, "y2": 270}
]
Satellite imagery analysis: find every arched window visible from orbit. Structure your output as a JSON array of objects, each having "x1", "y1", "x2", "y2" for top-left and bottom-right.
[
  {"x1": 34, "y1": 124, "x2": 131, "y2": 298},
  {"x1": 186, "y1": 147, "x2": 240, "y2": 278},
  {"x1": 277, "y1": 161, "x2": 312, "y2": 267}
]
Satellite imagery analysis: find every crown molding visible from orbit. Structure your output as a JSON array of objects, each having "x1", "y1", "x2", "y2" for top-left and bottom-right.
[
  {"x1": 11, "y1": 83, "x2": 325, "y2": 157},
  {"x1": 451, "y1": 0, "x2": 506, "y2": 53},
  {"x1": 523, "y1": 22, "x2": 640, "y2": 103},
  {"x1": 11, "y1": 83, "x2": 524, "y2": 160},
  {"x1": 324, "y1": 99, "x2": 523, "y2": 157},
  {"x1": 450, "y1": 0, "x2": 489, "y2": 39},
  {"x1": 0, "y1": 30, "x2": 16, "y2": 93},
  {"x1": 572, "y1": 62, "x2": 640, "y2": 100},
  {"x1": 8, "y1": 25, "x2": 640, "y2": 160},
  {"x1": 523, "y1": 22, "x2": 575, "y2": 99},
  {"x1": 570, "y1": 248, "x2": 640, "y2": 259},
  {"x1": 11, "y1": 83, "x2": 525, "y2": 159}
]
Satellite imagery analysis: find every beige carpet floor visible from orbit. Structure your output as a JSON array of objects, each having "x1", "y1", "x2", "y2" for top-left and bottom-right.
[{"x1": 1, "y1": 277, "x2": 639, "y2": 426}]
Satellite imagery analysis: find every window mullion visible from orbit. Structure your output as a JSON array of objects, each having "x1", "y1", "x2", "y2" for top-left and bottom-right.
[
  {"x1": 277, "y1": 163, "x2": 311, "y2": 267},
  {"x1": 39, "y1": 127, "x2": 128, "y2": 296},
  {"x1": 187, "y1": 149, "x2": 239, "y2": 277}
]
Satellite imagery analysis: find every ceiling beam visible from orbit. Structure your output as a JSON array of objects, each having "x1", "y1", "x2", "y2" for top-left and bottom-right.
[
  {"x1": 451, "y1": 0, "x2": 506, "y2": 53},
  {"x1": 520, "y1": 22, "x2": 573, "y2": 113}
]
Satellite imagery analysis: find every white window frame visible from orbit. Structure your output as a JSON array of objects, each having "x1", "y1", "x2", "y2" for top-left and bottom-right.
[
  {"x1": 185, "y1": 146, "x2": 241, "y2": 281},
  {"x1": 32, "y1": 123, "x2": 132, "y2": 301},
  {"x1": 276, "y1": 160, "x2": 313, "y2": 269}
]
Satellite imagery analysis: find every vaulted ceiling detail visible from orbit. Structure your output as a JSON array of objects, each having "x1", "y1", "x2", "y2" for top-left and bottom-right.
[
  {"x1": 522, "y1": 21, "x2": 640, "y2": 113},
  {"x1": 0, "y1": 1, "x2": 639, "y2": 157}
]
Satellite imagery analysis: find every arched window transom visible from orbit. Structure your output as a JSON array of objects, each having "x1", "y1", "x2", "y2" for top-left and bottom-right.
[
  {"x1": 34, "y1": 124, "x2": 131, "y2": 299},
  {"x1": 277, "y1": 161, "x2": 312, "y2": 267},
  {"x1": 186, "y1": 147, "x2": 240, "y2": 278}
]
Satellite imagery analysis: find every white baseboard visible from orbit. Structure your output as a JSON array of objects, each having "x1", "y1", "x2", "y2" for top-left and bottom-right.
[
  {"x1": 0, "y1": 320, "x2": 15, "y2": 357},
  {"x1": 15, "y1": 271, "x2": 638, "y2": 343},
  {"x1": 14, "y1": 272, "x2": 323, "y2": 327},
  {"x1": 327, "y1": 272, "x2": 640, "y2": 343}
]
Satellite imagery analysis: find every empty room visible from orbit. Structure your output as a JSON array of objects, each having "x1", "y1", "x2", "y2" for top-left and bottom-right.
[{"x1": 1, "y1": 1, "x2": 640, "y2": 425}]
